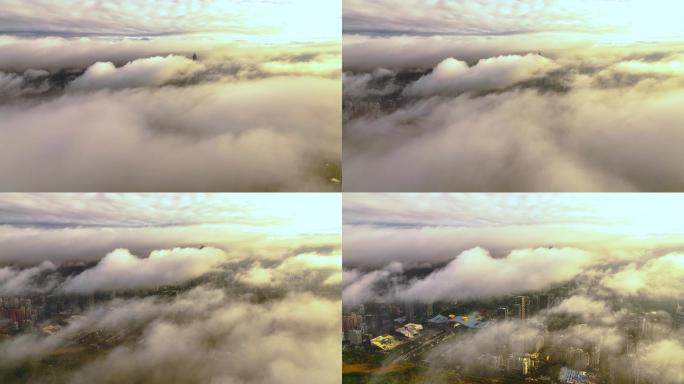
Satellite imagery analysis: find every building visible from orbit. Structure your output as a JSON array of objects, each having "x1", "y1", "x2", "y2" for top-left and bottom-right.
[
  {"x1": 348, "y1": 329, "x2": 363, "y2": 346},
  {"x1": 370, "y1": 334, "x2": 401, "y2": 351},
  {"x1": 404, "y1": 302, "x2": 415, "y2": 322},
  {"x1": 342, "y1": 313, "x2": 363, "y2": 332},
  {"x1": 427, "y1": 314, "x2": 449, "y2": 326},
  {"x1": 516, "y1": 296, "x2": 529, "y2": 320},
  {"x1": 496, "y1": 307, "x2": 509, "y2": 320},
  {"x1": 675, "y1": 303, "x2": 684, "y2": 327},
  {"x1": 395, "y1": 323, "x2": 423, "y2": 338},
  {"x1": 538, "y1": 294, "x2": 550, "y2": 311},
  {"x1": 564, "y1": 347, "x2": 590, "y2": 370},
  {"x1": 558, "y1": 366, "x2": 589, "y2": 383}
]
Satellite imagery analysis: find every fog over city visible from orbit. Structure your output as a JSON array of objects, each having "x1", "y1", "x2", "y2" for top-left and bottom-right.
[
  {"x1": 0, "y1": 194, "x2": 341, "y2": 383},
  {"x1": 0, "y1": 1, "x2": 341, "y2": 191},
  {"x1": 342, "y1": 194, "x2": 684, "y2": 383},
  {"x1": 343, "y1": 0, "x2": 684, "y2": 191}
]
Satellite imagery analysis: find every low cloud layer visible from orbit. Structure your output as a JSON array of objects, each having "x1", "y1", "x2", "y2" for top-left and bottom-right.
[
  {"x1": 0, "y1": 288, "x2": 341, "y2": 384},
  {"x1": 601, "y1": 253, "x2": 684, "y2": 299},
  {"x1": 404, "y1": 54, "x2": 557, "y2": 96},
  {"x1": 0, "y1": 194, "x2": 341, "y2": 265},
  {"x1": 424, "y1": 300, "x2": 684, "y2": 384},
  {"x1": 0, "y1": 33, "x2": 340, "y2": 192},
  {"x1": 237, "y1": 252, "x2": 342, "y2": 288},
  {"x1": 68, "y1": 55, "x2": 205, "y2": 91},
  {"x1": 343, "y1": 33, "x2": 684, "y2": 191},
  {"x1": 343, "y1": 194, "x2": 684, "y2": 305},
  {"x1": 61, "y1": 247, "x2": 227, "y2": 293},
  {"x1": 0, "y1": 194, "x2": 341, "y2": 383},
  {"x1": 398, "y1": 247, "x2": 591, "y2": 302},
  {"x1": 343, "y1": 246, "x2": 684, "y2": 307},
  {"x1": 0, "y1": 261, "x2": 57, "y2": 296}
]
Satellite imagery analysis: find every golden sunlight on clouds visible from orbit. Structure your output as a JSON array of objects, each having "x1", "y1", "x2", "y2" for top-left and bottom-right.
[
  {"x1": 0, "y1": 194, "x2": 341, "y2": 265},
  {"x1": 579, "y1": 0, "x2": 684, "y2": 43},
  {"x1": 343, "y1": 194, "x2": 684, "y2": 268}
]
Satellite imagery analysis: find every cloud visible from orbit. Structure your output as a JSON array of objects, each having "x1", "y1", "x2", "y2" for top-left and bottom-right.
[
  {"x1": 69, "y1": 293, "x2": 341, "y2": 384},
  {"x1": 0, "y1": 261, "x2": 57, "y2": 295},
  {"x1": 0, "y1": 0, "x2": 340, "y2": 42},
  {"x1": 343, "y1": 68, "x2": 398, "y2": 98},
  {"x1": 426, "y1": 319, "x2": 546, "y2": 374},
  {"x1": 0, "y1": 74, "x2": 340, "y2": 191},
  {"x1": 638, "y1": 339, "x2": 684, "y2": 384},
  {"x1": 546, "y1": 295, "x2": 621, "y2": 325},
  {"x1": 0, "y1": 33, "x2": 340, "y2": 192},
  {"x1": 343, "y1": 17, "x2": 684, "y2": 192},
  {"x1": 68, "y1": 55, "x2": 205, "y2": 91},
  {"x1": 0, "y1": 69, "x2": 50, "y2": 98},
  {"x1": 344, "y1": 63, "x2": 684, "y2": 191},
  {"x1": 601, "y1": 253, "x2": 684, "y2": 299},
  {"x1": 396, "y1": 247, "x2": 592, "y2": 302},
  {"x1": 343, "y1": 0, "x2": 681, "y2": 44},
  {"x1": 343, "y1": 0, "x2": 603, "y2": 36},
  {"x1": 0, "y1": 194, "x2": 340, "y2": 266},
  {"x1": 61, "y1": 247, "x2": 227, "y2": 293},
  {"x1": 0, "y1": 287, "x2": 341, "y2": 384},
  {"x1": 342, "y1": 262, "x2": 403, "y2": 305},
  {"x1": 404, "y1": 54, "x2": 558, "y2": 96},
  {"x1": 237, "y1": 252, "x2": 342, "y2": 288}
]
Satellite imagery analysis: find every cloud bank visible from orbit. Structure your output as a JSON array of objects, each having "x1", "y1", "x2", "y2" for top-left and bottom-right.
[
  {"x1": 61, "y1": 247, "x2": 227, "y2": 293},
  {"x1": 0, "y1": 288, "x2": 341, "y2": 384},
  {"x1": 397, "y1": 247, "x2": 592, "y2": 302},
  {"x1": 404, "y1": 54, "x2": 557, "y2": 96},
  {"x1": 343, "y1": 3, "x2": 684, "y2": 192},
  {"x1": 0, "y1": 194, "x2": 341, "y2": 383},
  {"x1": 0, "y1": 6, "x2": 341, "y2": 192}
]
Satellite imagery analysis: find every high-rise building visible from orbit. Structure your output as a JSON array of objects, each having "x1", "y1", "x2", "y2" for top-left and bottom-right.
[
  {"x1": 674, "y1": 303, "x2": 684, "y2": 328},
  {"x1": 348, "y1": 329, "x2": 363, "y2": 346},
  {"x1": 496, "y1": 307, "x2": 509, "y2": 320},
  {"x1": 516, "y1": 296, "x2": 529, "y2": 320},
  {"x1": 343, "y1": 313, "x2": 363, "y2": 332},
  {"x1": 538, "y1": 294, "x2": 549, "y2": 311},
  {"x1": 404, "y1": 302, "x2": 415, "y2": 322}
]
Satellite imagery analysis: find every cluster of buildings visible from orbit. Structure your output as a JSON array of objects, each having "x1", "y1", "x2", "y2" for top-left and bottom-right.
[
  {"x1": 342, "y1": 292, "x2": 564, "y2": 352},
  {"x1": 343, "y1": 287, "x2": 684, "y2": 383},
  {"x1": 0, "y1": 297, "x2": 38, "y2": 332},
  {"x1": 0, "y1": 293, "x2": 98, "y2": 335}
]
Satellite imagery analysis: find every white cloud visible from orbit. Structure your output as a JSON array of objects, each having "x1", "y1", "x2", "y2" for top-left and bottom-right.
[
  {"x1": 404, "y1": 54, "x2": 558, "y2": 96},
  {"x1": 0, "y1": 261, "x2": 57, "y2": 295},
  {"x1": 237, "y1": 252, "x2": 342, "y2": 288},
  {"x1": 0, "y1": 287, "x2": 341, "y2": 384},
  {"x1": 601, "y1": 253, "x2": 684, "y2": 299},
  {"x1": 397, "y1": 247, "x2": 592, "y2": 302},
  {"x1": 638, "y1": 339, "x2": 684, "y2": 384},
  {"x1": 0, "y1": 75, "x2": 340, "y2": 191},
  {"x1": 68, "y1": 55, "x2": 205, "y2": 91},
  {"x1": 61, "y1": 247, "x2": 227, "y2": 293}
]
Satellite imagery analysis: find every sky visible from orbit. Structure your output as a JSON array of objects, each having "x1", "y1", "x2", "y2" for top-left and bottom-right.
[
  {"x1": 0, "y1": 0, "x2": 340, "y2": 42},
  {"x1": 344, "y1": 0, "x2": 682, "y2": 43},
  {"x1": 342, "y1": 0, "x2": 684, "y2": 191},
  {"x1": 0, "y1": 1, "x2": 341, "y2": 191},
  {"x1": 0, "y1": 193, "x2": 341, "y2": 265},
  {"x1": 0, "y1": 193, "x2": 341, "y2": 383},
  {"x1": 343, "y1": 193, "x2": 684, "y2": 300}
]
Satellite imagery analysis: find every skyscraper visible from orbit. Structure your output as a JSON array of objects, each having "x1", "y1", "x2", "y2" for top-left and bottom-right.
[{"x1": 517, "y1": 296, "x2": 529, "y2": 320}]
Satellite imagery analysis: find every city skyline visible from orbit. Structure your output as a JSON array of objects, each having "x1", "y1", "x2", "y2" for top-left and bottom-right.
[{"x1": 343, "y1": 193, "x2": 684, "y2": 383}]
